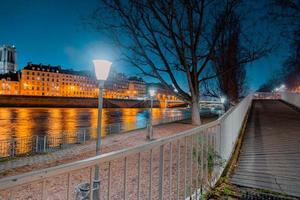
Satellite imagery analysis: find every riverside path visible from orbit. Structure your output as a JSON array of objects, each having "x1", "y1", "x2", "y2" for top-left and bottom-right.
[{"x1": 230, "y1": 99, "x2": 300, "y2": 197}]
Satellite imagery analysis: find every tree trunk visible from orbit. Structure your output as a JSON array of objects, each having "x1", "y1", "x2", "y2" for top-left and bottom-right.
[{"x1": 191, "y1": 98, "x2": 201, "y2": 125}]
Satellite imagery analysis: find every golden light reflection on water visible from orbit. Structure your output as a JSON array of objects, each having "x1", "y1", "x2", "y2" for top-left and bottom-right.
[
  {"x1": 15, "y1": 109, "x2": 33, "y2": 154},
  {"x1": 0, "y1": 109, "x2": 11, "y2": 156},
  {"x1": 0, "y1": 107, "x2": 187, "y2": 156}
]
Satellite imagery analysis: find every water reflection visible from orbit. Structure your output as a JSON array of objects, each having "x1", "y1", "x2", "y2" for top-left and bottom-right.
[{"x1": 0, "y1": 107, "x2": 189, "y2": 141}]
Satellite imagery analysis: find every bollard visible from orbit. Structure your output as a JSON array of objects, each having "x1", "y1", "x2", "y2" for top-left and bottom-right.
[{"x1": 75, "y1": 183, "x2": 90, "y2": 200}]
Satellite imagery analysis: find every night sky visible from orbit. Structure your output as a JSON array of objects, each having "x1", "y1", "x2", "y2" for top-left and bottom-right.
[{"x1": 0, "y1": 0, "x2": 289, "y2": 90}]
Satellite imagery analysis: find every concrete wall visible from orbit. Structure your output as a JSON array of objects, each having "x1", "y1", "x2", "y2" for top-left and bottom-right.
[{"x1": 281, "y1": 92, "x2": 300, "y2": 109}]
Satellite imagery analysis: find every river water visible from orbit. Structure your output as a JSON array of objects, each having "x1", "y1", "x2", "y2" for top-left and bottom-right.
[{"x1": 0, "y1": 107, "x2": 191, "y2": 141}]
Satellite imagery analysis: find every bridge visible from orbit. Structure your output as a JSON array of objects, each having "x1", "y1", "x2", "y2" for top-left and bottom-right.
[{"x1": 0, "y1": 92, "x2": 299, "y2": 199}]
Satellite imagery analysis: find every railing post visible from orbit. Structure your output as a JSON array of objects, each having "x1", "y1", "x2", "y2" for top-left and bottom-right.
[
  {"x1": 35, "y1": 136, "x2": 39, "y2": 153},
  {"x1": 43, "y1": 136, "x2": 47, "y2": 152},
  {"x1": 83, "y1": 129, "x2": 86, "y2": 144},
  {"x1": 10, "y1": 138, "x2": 16, "y2": 157},
  {"x1": 159, "y1": 145, "x2": 164, "y2": 200}
]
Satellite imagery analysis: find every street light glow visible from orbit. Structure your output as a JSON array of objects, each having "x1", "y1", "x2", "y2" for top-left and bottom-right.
[
  {"x1": 220, "y1": 96, "x2": 226, "y2": 104},
  {"x1": 149, "y1": 88, "x2": 156, "y2": 97},
  {"x1": 93, "y1": 59, "x2": 112, "y2": 81}
]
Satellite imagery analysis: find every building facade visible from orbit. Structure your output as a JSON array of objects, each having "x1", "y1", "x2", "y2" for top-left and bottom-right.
[
  {"x1": 147, "y1": 83, "x2": 178, "y2": 101},
  {"x1": 20, "y1": 63, "x2": 98, "y2": 97},
  {"x1": 0, "y1": 62, "x2": 178, "y2": 100},
  {"x1": 0, "y1": 73, "x2": 20, "y2": 95},
  {"x1": 128, "y1": 76, "x2": 146, "y2": 99},
  {"x1": 104, "y1": 70, "x2": 129, "y2": 99},
  {"x1": 0, "y1": 45, "x2": 17, "y2": 74}
]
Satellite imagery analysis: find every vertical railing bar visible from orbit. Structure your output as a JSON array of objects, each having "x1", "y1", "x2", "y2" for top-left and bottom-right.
[
  {"x1": 169, "y1": 142, "x2": 172, "y2": 199},
  {"x1": 66, "y1": 172, "x2": 71, "y2": 200},
  {"x1": 176, "y1": 140, "x2": 180, "y2": 200},
  {"x1": 137, "y1": 152, "x2": 141, "y2": 200},
  {"x1": 195, "y1": 133, "x2": 199, "y2": 200},
  {"x1": 107, "y1": 161, "x2": 111, "y2": 200},
  {"x1": 149, "y1": 149, "x2": 153, "y2": 200},
  {"x1": 219, "y1": 123, "x2": 222, "y2": 161},
  {"x1": 89, "y1": 166, "x2": 94, "y2": 200},
  {"x1": 41, "y1": 179, "x2": 46, "y2": 200},
  {"x1": 124, "y1": 157, "x2": 127, "y2": 200},
  {"x1": 8, "y1": 190, "x2": 12, "y2": 200},
  {"x1": 108, "y1": 161, "x2": 112, "y2": 200},
  {"x1": 184, "y1": 136, "x2": 187, "y2": 199},
  {"x1": 190, "y1": 136, "x2": 193, "y2": 197},
  {"x1": 200, "y1": 132, "x2": 204, "y2": 195},
  {"x1": 158, "y1": 145, "x2": 165, "y2": 200},
  {"x1": 205, "y1": 132, "x2": 209, "y2": 185}
]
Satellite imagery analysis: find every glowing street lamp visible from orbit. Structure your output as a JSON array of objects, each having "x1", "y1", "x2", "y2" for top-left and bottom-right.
[
  {"x1": 220, "y1": 96, "x2": 226, "y2": 116},
  {"x1": 93, "y1": 59, "x2": 112, "y2": 199},
  {"x1": 220, "y1": 96, "x2": 226, "y2": 104},
  {"x1": 147, "y1": 88, "x2": 156, "y2": 140}
]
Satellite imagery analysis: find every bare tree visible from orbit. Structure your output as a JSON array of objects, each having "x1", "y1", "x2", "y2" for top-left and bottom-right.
[
  {"x1": 212, "y1": 12, "x2": 245, "y2": 106},
  {"x1": 269, "y1": 0, "x2": 300, "y2": 40},
  {"x1": 268, "y1": 0, "x2": 300, "y2": 90},
  {"x1": 201, "y1": 9, "x2": 271, "y2": 106},
  {"x1": 87, "y1": 0, "x2": 244, "y2": 125}
]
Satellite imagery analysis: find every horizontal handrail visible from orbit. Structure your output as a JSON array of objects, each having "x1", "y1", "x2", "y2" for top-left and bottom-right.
[
  {"x1": 0, "y1": 119, "x2": 219, "y2": 190},
  {"x1": 0, "y1": 114, "x2": 191, "y2": 158}
]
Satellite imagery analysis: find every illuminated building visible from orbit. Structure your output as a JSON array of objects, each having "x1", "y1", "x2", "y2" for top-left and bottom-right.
[
  {"x1": 104, "y1": 70, "x2": 129, "y2": 99},
  {"x1": 147, "y1": 83, "x2": 178, "y2": 101},
  {"x1": 128, "y1": 76, "x2": 146, "y2": 98},
  {"x1": 291, "y1": 85, "x2": 300, "y2": 93},
  {"x1": 20, "y1": 63, "x2": 98, "y2": 97},
  {"x1": 0, "y1": 62, "x2": 179, "y2": 100},
  {"x1": 0, "y1": 72, "x2": 20, "y2": 95},
  {"x1": 0, "y1": 45, "x2": 17, "y2": 74}
]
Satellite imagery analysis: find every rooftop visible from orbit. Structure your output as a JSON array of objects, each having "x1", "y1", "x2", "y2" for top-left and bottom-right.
[{"x1": 23, "y1": 63, "x2": 94, "y2": 78}]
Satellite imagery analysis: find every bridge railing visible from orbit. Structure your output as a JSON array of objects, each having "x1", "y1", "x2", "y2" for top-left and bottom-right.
[
  {"x1": 0, "y1": 95, "x2": 253, "y2": 200},
  {"x1": 253, "y1": 92, "x2": 281, "y2": 99}
]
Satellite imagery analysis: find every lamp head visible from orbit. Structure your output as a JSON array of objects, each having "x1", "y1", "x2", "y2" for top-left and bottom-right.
[
  {"x1": 149, "y1": 88, "x2": 156, "y2": 97},
  {"x1": 93, "y1": 60, "x2": 112, "y2": 81},
  {"x1": 220, "y1": 96, "x2": 226, "y2": 104}
]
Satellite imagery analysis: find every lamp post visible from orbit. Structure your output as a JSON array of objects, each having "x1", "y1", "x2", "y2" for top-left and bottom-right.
[
  {"x1": 92, "y1": 59, "x2": 112, "y2": 200},
  {"x1": 147, "y1": 88, "x2": 156, "y2": 140}
]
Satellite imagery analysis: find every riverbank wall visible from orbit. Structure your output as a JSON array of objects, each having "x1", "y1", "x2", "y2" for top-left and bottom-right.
[{"x1": 0, "y1": 95, "x2": 186, "y2": 108}]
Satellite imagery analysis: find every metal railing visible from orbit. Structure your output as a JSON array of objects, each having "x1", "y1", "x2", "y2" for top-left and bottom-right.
[
  {"x1": 280, "y1": 91, "x2": 300, "y2": 108},
  {"x1": 253, "y1": 92, "x2": 281, "y2": 99},
  {"x1": 0, "y1": 94, "x2": 253, "y2": 199},
  {"x1": 0, "y1": 114, "x2": 190, "y2": 159}
]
